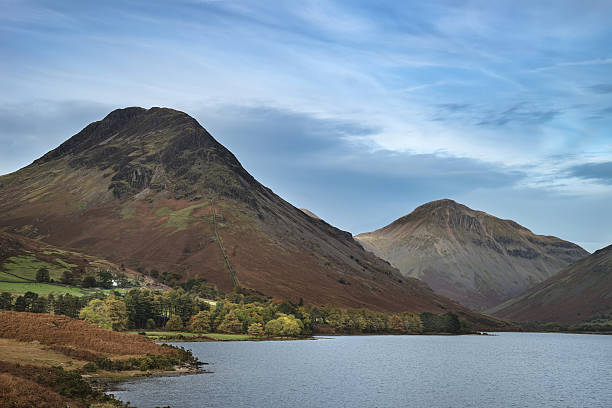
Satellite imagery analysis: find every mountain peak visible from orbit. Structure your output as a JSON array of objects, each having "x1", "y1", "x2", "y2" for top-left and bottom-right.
[
  {"x1": 40, "y1": 107, "x2": 205, "y2": 161},
  {"x1": 103, "y1": 106, "x2": 147, "y2": 123},
  {"x1": 356, "y1": 199, "x2": 588, "y2": 310},
  {"x1": 31, "y1": 107, "x2": 261, "y2": 202},
  {"x1": 388, "y1": 199, "x2": 476, "y2": 230},
  {"x1": 413, "y1": 198, "x2": 467, "y2": 212}
]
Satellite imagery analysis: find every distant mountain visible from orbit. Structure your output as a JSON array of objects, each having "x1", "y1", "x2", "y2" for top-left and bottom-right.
[
  {"x1": 490, "y1": 244, "x2": 612, "y2": 323},
  {"x1": 0, "y1": 108, "x2": 506, "y2": 325},
  {"x1": 355, "y1": 199, "x2": 588, "y2": 310}
]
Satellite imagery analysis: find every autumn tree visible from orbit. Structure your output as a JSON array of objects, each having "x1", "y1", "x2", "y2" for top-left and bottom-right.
[
  {"x1": 105, "y1": 297, "x2": 128, "y2": 331},
  {"x1": 188, "y1": 310, "x2": 212, "y2": 333},
  {"x1": 265, "y1": 314, "x2": 303, "y2": 337},
  {"x1": 79, "y1": 299, "x2": 111, "y2": 329},
  {"x1": 388, "y1": 314, "x2": 404, "y2": 333},
  {"x1": 217, "y1": 310, "x2": 243, "y2": 334},
  {"x1": 165, "y1": 315, "x2": 184, "y2": 331},
  {"x1": 79, "y1": 298, "x2": 128, "y2": 331},
  {"x1": 247, "y1": 323, "x2": 264, "y2": 337},
  {"x1": 401, "y1": 312, "x2": 423, "y2": 333}
]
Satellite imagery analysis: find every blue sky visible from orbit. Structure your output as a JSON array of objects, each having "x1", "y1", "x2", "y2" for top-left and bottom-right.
[{"x1": 1, "y1": 0, "x2": 611, "y2": 251}]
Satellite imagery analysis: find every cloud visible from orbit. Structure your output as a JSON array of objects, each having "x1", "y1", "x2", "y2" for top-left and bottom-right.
[
  {"x1": 587, "y1": 84, "x2": 612, "y2": 94},
  {"x1": 476, "y1": 103, "x2": 562, "y2": 127},
  {"x1": 436, "y1": 103, "x2": 471, "y2": 113},
  {"x1": 0, "y1": 100, "x2": 112, "y2": 175},
  {"x1": 569, "y1": 162, "x2": 612, "y2": 184},
  {"x1": 193, "y1": 104, "x2": 526, "y2": 231},
  {"x1": 530, "y1": 58, "x2": 612, "y2": 72},
  {"x1": 196, "y1": 104, "x2": 380, "y2": 160}
]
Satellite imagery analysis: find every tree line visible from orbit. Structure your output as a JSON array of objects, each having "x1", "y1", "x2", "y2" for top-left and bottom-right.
[{"x1": 0, "y1": 288, "x2": 463, "y2": 335}]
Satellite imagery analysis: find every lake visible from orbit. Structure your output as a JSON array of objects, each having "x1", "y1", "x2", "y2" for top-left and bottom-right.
[{"x1": 112, "y1": 333, "x2": 612, "y2": 408}]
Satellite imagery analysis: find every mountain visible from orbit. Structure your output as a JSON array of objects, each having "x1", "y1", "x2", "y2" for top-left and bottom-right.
[
  {"x1": 0, "y1": 107, "x2": 506, "y2": 325},
  {"x1": 490, "y1": 244, "x2": 612, "y2": 323},
  {"x1": 300, "y1": 209, "x2": 321, "y2": 220},
  {"x1": 355, "y1": 199, "x2": 588, "y2": 310}
]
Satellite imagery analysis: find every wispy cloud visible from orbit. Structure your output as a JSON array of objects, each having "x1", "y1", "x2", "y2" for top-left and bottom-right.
[
  {"x1": 476, "y1": 104, "x2": 562, "y2": 127},
  {"x1": 529, "y1": 58, "x2": 612, "y2": 72},
  {"x1": 587, "y1": 83, "x2": 612, "y2": 94},
  {"x1": 569, "y1": 162, "x2": 612, "y2": 185}
]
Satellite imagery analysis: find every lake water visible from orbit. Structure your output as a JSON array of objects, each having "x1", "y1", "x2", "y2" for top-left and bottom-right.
[{"x1": 112, "y1": 333, "x2": 612, "y2": 408}]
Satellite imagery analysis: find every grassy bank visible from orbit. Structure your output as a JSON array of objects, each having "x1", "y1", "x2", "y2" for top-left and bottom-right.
[
  {"x1": 0, "y1": 311, "x2": 204, "y2": 407},
  {"x1": 128, "y1": 330, "x2": 306, "y2": 341}
]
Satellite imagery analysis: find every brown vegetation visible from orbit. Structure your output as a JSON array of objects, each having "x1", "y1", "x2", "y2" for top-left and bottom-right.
[
  {"x1": 491, "y1": 244, "x2": 612, "y2": 323},
  {"x1": 0, "y1": 372, "x2": 82, "y2": 408},
  {"x1": 0, "y1": 311, "x2": 177, "y2": 359},
  {"x1": 0, "y1": 338, "x2": 86, "y2": 368}
]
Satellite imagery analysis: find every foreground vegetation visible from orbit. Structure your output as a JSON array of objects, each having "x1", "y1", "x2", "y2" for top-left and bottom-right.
[
  {"x1": 0, "y1": 360, "x2": 116, "y2": 408},
  {"x1": 0, "y1": 311, "x2": 202, "y2": 407}
]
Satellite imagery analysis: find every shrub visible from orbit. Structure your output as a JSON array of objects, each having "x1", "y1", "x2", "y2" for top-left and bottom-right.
[
  {"x1": 165, "y1": 315, "x2": 184, "y2": 331},
  {"x1": 145, "y1": 318, "x2": 157, "y2": 329},
  {"x1": 35, "y1": 268, "x2": 50, "y2": 283},
  {"x1": 247, "y1": 323, "x2": 264, "y2": 337},
  {"x1": 81, "y1": 275, "x2": 97, "y2": 288},
  {"x1": 0, "y1": 311, "x2": 178, "y2": 357}
]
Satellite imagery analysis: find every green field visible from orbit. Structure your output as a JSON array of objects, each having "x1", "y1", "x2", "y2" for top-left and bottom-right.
[
  {"x1": 0, "y1": 271, "x2": 29, "y2": 282},
  {"x1": 2, "y1": 255, "x2": 70, "y2": 281},
  {"x1": 0, "y1": 281, "x2": 130, "y2": 297},
  {"x1": 0, "y1": 282, "x2": 87, "y2": 296}
]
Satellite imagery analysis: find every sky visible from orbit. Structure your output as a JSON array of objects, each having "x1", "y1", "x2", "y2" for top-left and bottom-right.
[{"x1": 1, "y1": 0, "x2": 611, "y2": 252}]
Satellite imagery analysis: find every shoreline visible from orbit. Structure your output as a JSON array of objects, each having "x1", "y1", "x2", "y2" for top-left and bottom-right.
[{"x1": 88, "y1": 364, "x2": 209, "y2": 393}]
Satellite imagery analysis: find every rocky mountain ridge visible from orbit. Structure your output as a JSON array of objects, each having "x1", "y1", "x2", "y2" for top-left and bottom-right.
[{"x1": 356, "y1": 199, "x2": 588, "y2": 310}]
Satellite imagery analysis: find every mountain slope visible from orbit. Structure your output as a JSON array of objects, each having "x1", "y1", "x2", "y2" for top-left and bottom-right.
[
  {"x1": 490, "y1": 245, "x2": 612, "y2": 323},
  {"x1": 0, "y1": 107, "x2": 504, "y2": 323},
  {"x1": 355, "y1": 199, "x2": 588, "y2": 310},
  {"x1": 0, "y1": 231, "x2": 164, "y2": 295}
]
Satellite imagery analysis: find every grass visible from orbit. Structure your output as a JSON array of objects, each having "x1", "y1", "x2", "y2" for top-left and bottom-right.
[
  {"x1": 128, "y1": 331, "x2": 254, "y2": 341},
  {"x1": 202, "y1": 333, "x2": 251, "y2": 340},
  {"x1": 154, "y1": 202, "x2": 208, "y2": 232},
  {"x1": 42, "y1": 249, "x2": 68, "y2": 255},
  {"x1": 0, "y1": 338, "x2": 86, "y2": 369},
  {"x1": 0, "y1": 271, "x2": 29, "y2": 282},
  {"x1": 0, "y1": 282, "x2": 88, "y2": 296},
  {"x1": 120, "y1": 206, "x2": 136, "y2": 220},
  {"x1": 0, "y1": 281, "x2": 131, "y2": 296},
  {"x1": 54, "y1": 258, "x2": 77, "y2": 269},
  {"x1": 2, "y1": 255, "x2": 69, "y2": 281}
]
